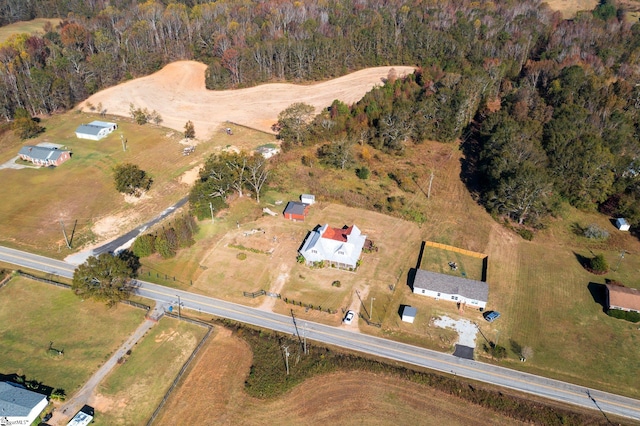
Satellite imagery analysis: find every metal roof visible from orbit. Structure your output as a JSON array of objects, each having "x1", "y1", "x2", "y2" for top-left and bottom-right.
[
  {"x1": 413, "y1": 269, "x2": 488, "y2": 302},
  {"x1": 403, "y1": 306, "x2": 417, "y2": 317},
  {"x1": 0, "y1": 382, "x2": 47, "y2": 417}
]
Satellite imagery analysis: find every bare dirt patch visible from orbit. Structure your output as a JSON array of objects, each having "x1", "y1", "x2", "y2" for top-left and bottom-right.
[
  {"x1": 178, "y1": 165, "x2": 202, "y2": 186},
  {"x1": 92, "y1": 210, "x2": 141, "y2": 240},
  {"x1": 80, "y1": 61, "x2": 415, "y2": 140}
]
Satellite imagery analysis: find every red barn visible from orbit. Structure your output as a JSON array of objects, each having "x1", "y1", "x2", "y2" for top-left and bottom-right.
[{"x1": 283, "y1": 201, "x2": 309, "y2": 221}]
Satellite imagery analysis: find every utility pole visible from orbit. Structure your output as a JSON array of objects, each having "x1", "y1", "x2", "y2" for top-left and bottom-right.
[
  {"x1": 303, "y1": 322, "x2": 307, "y2": 355},
  {"x1": 59, "y1": 220, "x2": 71, "y2": 249},
  {"x1": 427, "y1": 170, "x2": 434, "y2": 199},
  {"x1": 176, "y1": 294, "x2": 181, "y2": 320},
  {"x1": 282, "y1": 345, "x2": 290, "y2": 375},
  {"x1": 209, "y1": 202, "x2": 215, "y2": 224},
  {"x1": 121, "y1": 134, "x2": 126, "y2": 151},
  {"x1": 290, "y1": 310, "x2": 304, "y2": 353}
]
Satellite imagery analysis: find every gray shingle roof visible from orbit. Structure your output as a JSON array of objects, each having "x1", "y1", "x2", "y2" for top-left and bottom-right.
[
  {"x1": 18, "y1": 145, "x2": 67, "y2": 162},
  {"x1": 413, "y1": 269, "x2": 488, "y2": 302},
  {"x1": 75, "y1": 124, "x2": 104, "y2": 136},
  {"x1": 0, "y1": 382, "x2": 47, "y2": 417},
  {"x1": 284, "y1": 201, "x2": 308, "y2": 216}
]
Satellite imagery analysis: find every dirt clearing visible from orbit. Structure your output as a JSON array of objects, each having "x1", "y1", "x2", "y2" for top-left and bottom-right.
[{"x1": 80, "y1": 61, "x2": 415, "y2": 140}]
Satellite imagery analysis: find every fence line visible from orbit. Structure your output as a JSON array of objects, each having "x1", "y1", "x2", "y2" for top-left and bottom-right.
[
  {"x1": 146, "y1": 323, "x2": 213, "y2": 425},
  {"x1": 423, "y1": 241, "x2": 486, "y2": 259},
  {"x1": 15, "y1": 271, "x2": 71, "y2": 289},
  {"x1": 243, "y1": 289, "x2": 266, "y2": 298}
]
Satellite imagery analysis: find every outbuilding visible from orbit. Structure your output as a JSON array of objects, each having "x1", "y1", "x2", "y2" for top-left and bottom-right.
[
  {"x1": 300, "y1": 194, "x2": 315, "y2": 205},
  {"x1": 401, "y1": 306, "x2": 417, "y2": 323},
  {"x1": 615, "y1": 218, "x2": 631, "y2": 231},
  {"x1": 283, "y1": 201, "x2": 309, "y2": 221},
  {"x1": 75, "y1": 120, "x2": 117, "y2": 140}
]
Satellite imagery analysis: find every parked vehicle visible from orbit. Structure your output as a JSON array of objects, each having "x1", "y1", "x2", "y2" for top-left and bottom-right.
[
  {"x1": 343, "y1": 310, "x2": 355, "y2": 325},
  {"x1": 484, "y1": 311, "x2": 501, "y2": 323}
]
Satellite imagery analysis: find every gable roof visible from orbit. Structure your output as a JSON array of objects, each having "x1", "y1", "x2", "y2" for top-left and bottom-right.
[
  {"x1": 413, "y1": 269, "x2": 488, "y2": 302},
  {"x1": 283, "y1": 201, "x2": 308, "y2": 216},
  {"x1": 18, "y1": 145, "x2": 67, "y2": 162},
  {"x1": 75, "y1": 121, "x2": 116, "y2": 136},
  {"x1": 606, "y1": 284, "x2": 640, "y2": 311},
  {"x1": 0, "y1": 382, "x2": 47, "y2": 417},
  {"x1": 300, "y1": 224, "x2": 366, "y2": 267}
]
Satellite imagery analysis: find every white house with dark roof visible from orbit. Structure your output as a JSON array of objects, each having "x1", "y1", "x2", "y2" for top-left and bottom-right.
[
  {"x1": 299, "y1": 224, "x2": 366, "y2": 269},
  {"x1": 75, "y1": 120, "x2": 117, "y2": 140},
  {"x1": 18, "y1": 145, "x2": 71, "y2": 167},
  {"x1": 412, "y1": 269, "x2": 488, "y2": 310},
  {"x1": 0, "y1": 381, "x2": 48, "y2": 425}
]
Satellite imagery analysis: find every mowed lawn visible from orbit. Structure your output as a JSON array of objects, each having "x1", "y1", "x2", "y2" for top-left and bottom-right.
[
  {"x1": 0, "y1": 277, "x2": 145, "y2": 395},
  {"x1": 0, "y1": 112, "x2": 219, "y2": 256},
  {"x1": 92, "y1": 318, "x2": 208, "y2": 426}
]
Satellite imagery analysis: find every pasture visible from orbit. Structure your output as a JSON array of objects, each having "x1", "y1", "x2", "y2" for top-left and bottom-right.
[
  {"x1": 0, "y1": 18, "x2": 60, "y2": 44},
  {"x1": 0, "y1": 112, "x2": 273, "y2": 256},
  {"x1": 142, "y1": 139, "x2": 640, "y2": 399},
  {"x1": 0, "y1": 276, "x2": 144, "y2": 396},
  {"x1": 91, "y1": 318, "x2": 208, "y2": 426}
]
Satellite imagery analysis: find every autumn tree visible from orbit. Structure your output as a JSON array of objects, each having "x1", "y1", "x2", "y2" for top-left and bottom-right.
[
  {"x1": 184, "y1": 120, "x2": 195, "y2": 139},
  {"x1": 276, "y1": 103, "x2": 315, "y2": 148},
  {"x1": 13, "y1": 108, "x2": 44, "y2": 139},
  {"x1": 72, "y1": 253, "x2": 138, "y2": 307}
]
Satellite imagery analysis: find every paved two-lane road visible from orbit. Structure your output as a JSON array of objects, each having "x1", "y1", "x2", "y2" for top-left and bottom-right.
[{"x1": 1, "y1": 246, "x2": 639, "y2": 422}]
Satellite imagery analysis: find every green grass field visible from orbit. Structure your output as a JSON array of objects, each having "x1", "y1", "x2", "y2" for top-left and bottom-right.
[
  {"x1": 0, "y1": 276, "x2": 145, "y2": 395},
  {"x1": 0, "y1": 18, "x2": 61, "y2": 44},
  {"x1": 92, "y1": 318, "x2": 208, "y2": 426}
]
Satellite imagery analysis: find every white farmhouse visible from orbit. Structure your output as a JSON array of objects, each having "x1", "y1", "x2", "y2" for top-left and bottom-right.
[
  {"x1": 412, "y1": 269, "x2": 488, "y2": 310},
  {"x1": 299, "y1": 224, "x2": 366, "y2": 269},
  {"x1": 75, "y1": 121, "x2": 117, "y2": 140},
  {"x1": 0, "y1": 382, "x2": 48, "y2": 426}
]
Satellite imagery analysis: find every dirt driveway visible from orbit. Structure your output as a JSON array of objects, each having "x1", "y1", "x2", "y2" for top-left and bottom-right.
[{"x1": 80, "y1": 61, "x2": 415, "y2": 140}]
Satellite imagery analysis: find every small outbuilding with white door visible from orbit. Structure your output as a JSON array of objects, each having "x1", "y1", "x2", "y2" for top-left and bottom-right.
[
  {"x1": 75, "y1": 120, "x2": 118, "y2": 140},
  {"x1": 300, "y1": 194, "x2": 315, "y2": 205},
  {"x1": 401, "y1": 306, "x2": 417, "y2": 323},
  {"x1": 615, "y1": 218, "x2": 631, "y2": 231}
]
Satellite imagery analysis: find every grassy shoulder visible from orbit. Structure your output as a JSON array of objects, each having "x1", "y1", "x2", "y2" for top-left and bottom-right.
[
  {"x1": 221, "y1": 321, "x2": 625, "y2": 426},
  {"x1": 92, "y1": 318, "x2": 208, "y2": 426},
  {"x1": 0, "y1": 276, "x2": 145, "y2": 395}
]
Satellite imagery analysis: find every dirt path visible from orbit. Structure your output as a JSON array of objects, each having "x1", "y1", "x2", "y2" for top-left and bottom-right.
[
  {"x1": 258, "y1": 263, "x2": 290, "y2": 311},
  {"x1": 80, "y1": 61, "x2": 415, "y2": 140},
  {"x1": 49, "y1": 305, "x2": 163, "y2": 424}
]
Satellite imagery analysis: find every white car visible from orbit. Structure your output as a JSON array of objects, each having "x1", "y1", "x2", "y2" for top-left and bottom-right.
[{"x1": 343, "y1": 310, "x2": 355, "y2": 325}]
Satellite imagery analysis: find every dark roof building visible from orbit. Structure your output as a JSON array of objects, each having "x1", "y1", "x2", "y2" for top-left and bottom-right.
[{"x1": 283, "y1": 201, "x2": 310, "y2": 221}]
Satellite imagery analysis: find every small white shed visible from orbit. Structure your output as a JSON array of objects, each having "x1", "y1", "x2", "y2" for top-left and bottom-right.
[
  {"x1": 300, "y1": 194, "x2": 315, "y2": 205},
  {"x1": 615, "y1": 218, "x2": 631, "y2": 231},
  {"x1": 401, "y1": 306, "x2": 417, "y2": 323}
]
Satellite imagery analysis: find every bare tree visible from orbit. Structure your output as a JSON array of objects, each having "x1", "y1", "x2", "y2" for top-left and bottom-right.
[{"x1": 246, "y1": 155, "x2": 270, "y2": 203}]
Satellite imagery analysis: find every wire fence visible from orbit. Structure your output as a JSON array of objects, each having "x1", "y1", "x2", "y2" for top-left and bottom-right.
[{"x1": 423, "y1": 241, "x2": 486, "y2": 258}]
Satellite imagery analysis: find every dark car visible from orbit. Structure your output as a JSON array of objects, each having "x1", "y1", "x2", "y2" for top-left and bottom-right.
[{"x1": 483, "y1": 311, "x2": 501, "y2": 323}]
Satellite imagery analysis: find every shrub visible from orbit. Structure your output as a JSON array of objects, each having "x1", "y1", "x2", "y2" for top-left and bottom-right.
[
  {"x1": 607, "y1": 309, "x2": 640, "y2": 323},
  {"x1": 589, "y1": 254, "x2": 609, "y2": 274},
  {"x1": 113, "y1": 163, "x2": 152, "y2": 196},
  {"x1": 131, "y1": 234, "x2": 156, "y2": 258},
  {"x1": 517, "y1": 228, "x2": 534, "y2": 241},
  {"x1": 583, "y1": 224, "x2": 609, "y2": 240},
  {"x1": 331, "y1": 280, "x2": 341, "y2": 287},
  {"x1": 237, "y1": 252, "x2": 247, "y2": 260},
  {"x1": 356, "y1": 166, "x2": 370, "y2": 180}
]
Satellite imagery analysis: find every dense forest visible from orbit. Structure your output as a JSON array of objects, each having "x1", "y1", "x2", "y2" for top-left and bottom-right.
[{"x1": 1, "y1": 0, "x2": 639, "y2": 228}]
